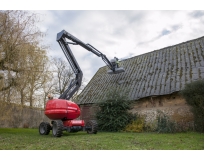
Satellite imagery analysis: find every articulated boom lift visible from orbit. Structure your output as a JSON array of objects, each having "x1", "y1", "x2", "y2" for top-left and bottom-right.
[{"x1": 39, "y1": 30, "x2": 125, "y2": 137}]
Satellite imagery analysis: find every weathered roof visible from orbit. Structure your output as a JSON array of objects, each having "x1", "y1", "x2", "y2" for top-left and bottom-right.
[{"x1": 76, "y1": 36, "x2": 204, "y2": 105}]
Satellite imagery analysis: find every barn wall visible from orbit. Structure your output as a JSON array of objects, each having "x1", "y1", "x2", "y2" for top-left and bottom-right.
[
  {"x1": 130, "y1": 92, "x2": 194, "y2": 129},
  {"x1": 79, "y1": 92, "x2": 194, "y2": 129},
  {"x1": 79, "y1": 105, "x2": 99, "y2": 124}
]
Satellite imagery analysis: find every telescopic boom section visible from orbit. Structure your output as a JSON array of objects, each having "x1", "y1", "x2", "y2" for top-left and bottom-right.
[{"x1": 56, "y1": 30, "x2": 124, "y2": 100}]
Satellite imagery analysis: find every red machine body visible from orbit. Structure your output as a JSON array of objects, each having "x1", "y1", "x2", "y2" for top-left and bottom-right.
[
  {"x1": 45, "y1": 99, "x2": 81, "y2": 120},
  {"x1": 63, "y1": 120, "x2": 85, "y2": 127},
  {"x1": 45, "y1": 99, "x2": 85, "y2": 129}
]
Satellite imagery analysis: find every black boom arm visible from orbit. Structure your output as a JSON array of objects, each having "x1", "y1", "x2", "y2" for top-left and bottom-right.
[{"x1": 56, "y1": 30, "x2": 124, "y2": 100}]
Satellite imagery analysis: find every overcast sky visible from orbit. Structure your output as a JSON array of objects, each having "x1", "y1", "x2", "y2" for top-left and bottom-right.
[
  {"x1": 33, "y1": 10, "x2": 204, "y2": 83},
  {"x1": 1, "y1": 1, "x2": 204, "y2": 85}
]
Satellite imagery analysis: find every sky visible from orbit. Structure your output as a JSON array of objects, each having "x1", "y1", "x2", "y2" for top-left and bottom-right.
[
  {"x1": 1, "y1": 1, "x2": 204, "y2": 86},
  {"x1": 31, "y1": 9, "x2": 204, "y2": 84}
]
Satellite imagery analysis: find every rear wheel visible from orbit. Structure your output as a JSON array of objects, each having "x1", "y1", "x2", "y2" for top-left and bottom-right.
[
  {"x1": 39, "y1": 122, "x2": 51, "y2": 135},
  {"x1": 85, "y1": 120, "x2": 98, "y2": 134},
  {"x1": 52, "y1": 120, "x2": 63, "y2": 137}
]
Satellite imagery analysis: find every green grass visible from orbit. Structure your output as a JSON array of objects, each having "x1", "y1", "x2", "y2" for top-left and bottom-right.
[{"x1": 0, "y1": 128, "x2": 204, "y2": 150}]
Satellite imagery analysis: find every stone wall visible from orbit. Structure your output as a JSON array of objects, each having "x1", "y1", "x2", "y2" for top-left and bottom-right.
[
  {"x1": 0, "y1": 105, "x2": 50, "y2": 128},
  {"x1": 130, "y1": 92, "x2": 193, "y2": 122},
  {"x1": 130, "y1": 92, "x2": 194, "y2": 130},
  {"x1": 0, "y1": 92, "x2": 194, "y2": 129}
]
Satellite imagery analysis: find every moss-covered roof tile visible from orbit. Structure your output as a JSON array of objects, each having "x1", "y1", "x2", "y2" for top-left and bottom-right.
[{"x1": 76, "y1": 36, "x2": 204, "y2": 104}]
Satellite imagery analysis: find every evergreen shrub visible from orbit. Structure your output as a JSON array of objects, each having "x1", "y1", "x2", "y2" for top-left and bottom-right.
[
  {"x1": 96, "y1": 88, "x2": 135, "y2": 132},
  {"x1": 181, "y1": 79, "x2": 204, "y2": 132}
]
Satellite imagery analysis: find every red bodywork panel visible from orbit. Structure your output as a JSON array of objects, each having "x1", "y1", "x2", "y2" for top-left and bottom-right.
[
  {"x1": 63, "y1": 120, "x2": 85, "y2": 127},
  {"x1": 45, "y1": 99, "x2": 81, "y2": 120}
]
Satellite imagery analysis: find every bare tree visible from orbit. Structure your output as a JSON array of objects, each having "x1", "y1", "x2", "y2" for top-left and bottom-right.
[
  {"x1": 0, "y1": 10, "x2": 50, "y2": 108},
  {"x1": 52, "y1": 57, "x2": 74, "y2": 95},
  {"x1": 41, "y1": 58, "x2": 56, "y2": 107},
  {"x1": 51, "y1": 57, "x2": 86, "y2": 101},
  {"x1": 0, "y1": 10, "x2": 45, "y2": 103},
  {"x1": 25, "y1": 46, "x2": 49, "y2": 107},
  {"x1": 0, "y1": 11, "x2": 42, "y2": 76}
]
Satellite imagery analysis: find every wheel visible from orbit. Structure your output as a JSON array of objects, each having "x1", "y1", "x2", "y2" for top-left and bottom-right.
[
  {"x1": 39, "y1": 122, "x2": 51, "y2": 135},
  {"x1": 85, "y1": 120, "x2": 98, "y2": 134},
  {"x1": 52, "y1": 120, "x2": 63, "y2": 137}
]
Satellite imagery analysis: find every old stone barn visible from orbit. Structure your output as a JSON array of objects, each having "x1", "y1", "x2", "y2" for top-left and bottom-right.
[{"x1": 76, "y1": 36, "x2": 204, "y2": 129}]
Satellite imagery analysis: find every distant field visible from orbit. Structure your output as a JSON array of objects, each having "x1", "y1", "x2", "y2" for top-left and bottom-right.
[{"x1": 0, "y1": 128, "x2": 204, "y2": 150}]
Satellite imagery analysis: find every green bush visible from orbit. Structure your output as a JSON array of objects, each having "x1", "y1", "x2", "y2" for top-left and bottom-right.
[
  {"x1": 156, "y1": 110, "x2": 176, "y2": 133},
  {"x1": 181, "y1": 79, "x2": 204, "y2": 133},
  {"x1": 96, "y1": 88, "x2": 135, "y2": 132}
]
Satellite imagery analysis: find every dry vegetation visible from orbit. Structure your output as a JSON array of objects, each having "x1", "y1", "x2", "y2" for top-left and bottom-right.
[{"x1": 0, "y1": 10, "x2": 86, "y2": 127}]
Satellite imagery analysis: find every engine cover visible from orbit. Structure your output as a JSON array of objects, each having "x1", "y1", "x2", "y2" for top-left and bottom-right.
[{"x1": 45, "y1": 99, "x2": 81, "y2": 120}]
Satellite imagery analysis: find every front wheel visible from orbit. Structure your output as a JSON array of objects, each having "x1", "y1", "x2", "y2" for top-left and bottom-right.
[
  {"x1": 85, "y1": 120, "x2": 98, "y2": 134},
  {"x1": 52, "y1": 120, "x2": 63, "y2": 137},
  {"x1": 39, "y1": 122, "x2": 51, "y2": 135}
]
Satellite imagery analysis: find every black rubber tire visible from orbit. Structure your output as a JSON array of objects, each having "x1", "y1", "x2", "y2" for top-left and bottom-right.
[
  {"x1": 85, "y1": 120, "x2": 98, "y2": 134},
  {"x1": 39, "y1": 122, "x2": 51, "y2": 135},
  {"x1": 52, "y1": 120, "x2": 63, "y2": 137}
]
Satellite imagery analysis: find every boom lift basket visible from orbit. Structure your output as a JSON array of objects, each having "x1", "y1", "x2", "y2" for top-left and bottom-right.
[{"x1": 107, "y1": 58, "x2": 125, "y2": 74}]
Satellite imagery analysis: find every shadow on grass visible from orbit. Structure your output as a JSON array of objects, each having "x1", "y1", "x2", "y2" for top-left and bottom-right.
[{"x1": 38, "y1": 130, "x2": 94, "y2": 138}]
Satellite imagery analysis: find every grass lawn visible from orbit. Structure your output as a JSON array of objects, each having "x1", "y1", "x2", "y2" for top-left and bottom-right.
[{"x1": 0, "y1": 128, "x2": 204, "y2": 150}]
